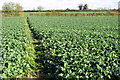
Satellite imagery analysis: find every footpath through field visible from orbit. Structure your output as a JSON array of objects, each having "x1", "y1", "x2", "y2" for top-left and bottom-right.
[{"x1": 25, "y1": 16, "x2": 49, "y2": 79}]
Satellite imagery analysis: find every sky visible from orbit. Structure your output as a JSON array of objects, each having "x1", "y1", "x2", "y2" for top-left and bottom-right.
[{"x1": 0, "y1": 0, "x2": 119, "y2": 10}]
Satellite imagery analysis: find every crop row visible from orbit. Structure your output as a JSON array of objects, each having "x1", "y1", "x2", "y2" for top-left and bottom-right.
[
  {"x1": 28, "y1": 16, "x2": 119, "y2": 79},
  {"x1": 0, "y1": 17, "x2": 36, "y2": 78}
]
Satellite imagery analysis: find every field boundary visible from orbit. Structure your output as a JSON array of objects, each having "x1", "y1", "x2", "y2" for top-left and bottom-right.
[{"x1": 30, "y1": 12, "x2": 119, "y2": 16}]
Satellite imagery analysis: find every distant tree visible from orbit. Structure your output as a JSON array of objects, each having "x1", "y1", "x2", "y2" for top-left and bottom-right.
[
  {"x1": 97, "y1": 7, "x2": 103, "y2": 10},
  {"x1": 2, "y1": 2, "x2": 23, "y2": 16},
  {"x1": 66, "y1": 8, "x2": 70, "y2": 11},
  {"x1": 78, "y1": 4, "x2": 83, "y2": 10},
  {"x1": 37, "y1": 6, "x2": 44, "y2": 11},
  {"x1": 97, "y1": 7, "x2": 111, "y2": 11},
  {"x1": 83, "y1": 4, "x2": 88, "y2": 10}
]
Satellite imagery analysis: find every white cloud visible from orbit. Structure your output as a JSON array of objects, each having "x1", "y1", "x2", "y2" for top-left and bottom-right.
[{"x1": 0, "y1": 0, "x2": 119, "y2": 10}]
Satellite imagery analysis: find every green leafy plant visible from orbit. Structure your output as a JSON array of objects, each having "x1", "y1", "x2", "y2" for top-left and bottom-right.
[
  {"x1": 0, "y1": 17, "x2": 36, "y2": 78},
  {"x1": 28, "y1": 16, "x2": 119, "y2": 79}
]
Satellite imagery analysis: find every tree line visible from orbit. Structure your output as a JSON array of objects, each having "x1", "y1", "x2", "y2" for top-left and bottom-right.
[
  {"x1": 2, "y1": 2, "x2": 89, "y2": 14},
  {"x1": 2, "y1": 2, "x2": 118, "y2": 16},
  {"x1": 36, "y1": 4, "x2": 88, "y2": 11}
]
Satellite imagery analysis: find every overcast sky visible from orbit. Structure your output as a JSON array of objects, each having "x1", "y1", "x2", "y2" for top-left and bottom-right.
[{"x1": 0, "y1": 0, "x2": 119, "y2": 10}]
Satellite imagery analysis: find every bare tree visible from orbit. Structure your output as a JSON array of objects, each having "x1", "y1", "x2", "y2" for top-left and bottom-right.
[
  {"x1": 15, "y1": 3, "x2": 23, "y2": 11},
  {"x1": 37, "y1": 6, "x2": 44, "y2": 11},
  {"x1": 33, "y1": 8, "x2": 35, "y2": 11}
]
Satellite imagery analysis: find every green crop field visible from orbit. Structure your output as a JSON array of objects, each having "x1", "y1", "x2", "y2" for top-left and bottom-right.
[
  {"x1": 0, "y1": 17, "x2": 36, "y2": 78},
  {"x1": 28, "y1": 16, "x2": 119, "y2": 79},
  {"x1": 0, "y1": 16, "x2": 119, "y2": 79}
]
